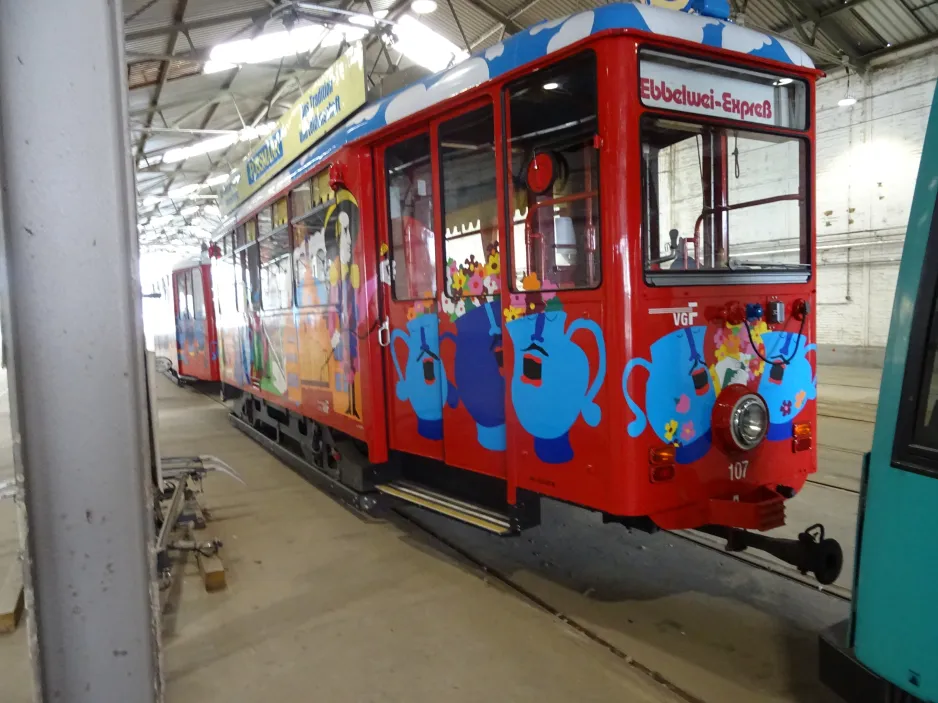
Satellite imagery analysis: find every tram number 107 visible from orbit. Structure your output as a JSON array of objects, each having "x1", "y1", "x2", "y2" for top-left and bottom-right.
[{"x1": 728, "y1": 460, "x2": 749, "y2": 481}]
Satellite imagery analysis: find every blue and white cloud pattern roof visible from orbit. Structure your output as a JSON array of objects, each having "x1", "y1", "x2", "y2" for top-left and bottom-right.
[{"x1": 229, "y1": 1, "x2": 812, "y2": 222}]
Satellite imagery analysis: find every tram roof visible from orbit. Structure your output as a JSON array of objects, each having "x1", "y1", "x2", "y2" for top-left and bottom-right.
[{"x1": 220, "y1": 1, "x2": 813, "y2": 230}]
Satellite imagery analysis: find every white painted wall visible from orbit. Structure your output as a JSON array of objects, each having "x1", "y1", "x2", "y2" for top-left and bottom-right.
[{"x1": 813, "y1": 53, "x2": 936, "y2": 355}]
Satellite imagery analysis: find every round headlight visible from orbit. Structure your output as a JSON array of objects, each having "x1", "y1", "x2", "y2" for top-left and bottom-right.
[{"x1": 730, "y1": 394, "x2": 768, "y2": 450}]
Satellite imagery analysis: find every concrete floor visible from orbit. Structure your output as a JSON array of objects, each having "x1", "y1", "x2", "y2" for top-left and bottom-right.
[
  {"x1": 0, "y1": 364, "x2": 880, "y2": 702},
  {"x1": 0, "y1": 375, "x2": 686, "y2": 703}
]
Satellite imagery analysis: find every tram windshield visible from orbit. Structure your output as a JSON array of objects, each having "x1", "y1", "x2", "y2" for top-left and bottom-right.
[{"x1": 642, "y1": 117, "x2": 808, "y2": 279}]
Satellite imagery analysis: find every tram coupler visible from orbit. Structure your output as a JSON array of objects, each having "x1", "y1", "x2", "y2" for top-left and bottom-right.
[{"x1": 698, "y1": 522, "x2": 844, "y2": 585}]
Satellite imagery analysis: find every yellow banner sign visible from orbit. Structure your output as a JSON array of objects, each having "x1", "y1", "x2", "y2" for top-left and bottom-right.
[{"x1": 220, "y1": 42, "x2": 366, "y2": 216}]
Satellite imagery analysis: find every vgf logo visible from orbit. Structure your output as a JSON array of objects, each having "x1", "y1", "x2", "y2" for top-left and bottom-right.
[{"x1": 649, "y1": 302, "x2": 699, "y2": 327}]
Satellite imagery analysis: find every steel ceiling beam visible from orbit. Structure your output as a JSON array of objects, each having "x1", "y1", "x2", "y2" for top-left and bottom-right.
[
  {"x1": 459, "y1": 0, "x2": 524, "y2": 34},
  {"x1": 158, "y1": 9, "x2": 273, "y2": 199},
  {"x1": 125, "y1": 7, "x2": 271, "y2": 41},
  {"x1": 773, "y1": 0, "x2": 869, "y2": 63},
  {"x1": 134, "y1": 0, "x2": 189, "y2": 166},
  {"x1": 469, "y1": 0, "x2": 541, "y2": 49},
  {"x1": 778, "y1": 0, "x2": 865, "y2": 65}
]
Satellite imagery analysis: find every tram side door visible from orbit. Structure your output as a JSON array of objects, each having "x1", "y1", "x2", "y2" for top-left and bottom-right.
[
  {"x1": 376, "y1": 129, "x2": 447, "y2": 462},
  {"x1": 434, "y1": 100, "x2": 508, "y2": 479},
  {"x1": 173, "y1": 269, "x2": 192, "y2": 375}
]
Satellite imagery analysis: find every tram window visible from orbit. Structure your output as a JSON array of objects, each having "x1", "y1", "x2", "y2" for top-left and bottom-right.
[
  {"x1": 259, "y1": 228, "x2": 292, "y2": 310},
  {"x1": 894, "y1": 205, "x2": 938, "y2": 474},
  {"x1": 230, "y1": 249, "x2": 239, "y2": 312},
  {"x1": 641, "y1": 117, "x2": 807, "y2": 276},
  {"x1": 439, "y1": 104, "x2": 499, "y2": 298},
  {"x1": 257, "y1": 206, "x2": 272, "y2": 239},
  {"x1": 912, "y1": 298, "x2": 938, "y2": 454},
  {"x1": 175, "y1": 274, "x2": 188, "y2": 319},
  {"x1": 273, "y1": 197, "x2": 288, "y2": 229},
  {"x1": 191, "y1": 266, "x2": 206, "y2": 320},
  {"x1": 506, "y1": 52, "x2": 600, "y2": 292},
  {"x1": 291, "y1": 180, "x2": 313, "y2": 219},
  {"x1": 245, "y1": 243, "x2": 261, "y2": 310},
  {"x1": 292, "y1": 177, "x2": 336, "y2": 308},
  {"x1": 386, "y1": 133, "x2": 436, "y2": 301}
]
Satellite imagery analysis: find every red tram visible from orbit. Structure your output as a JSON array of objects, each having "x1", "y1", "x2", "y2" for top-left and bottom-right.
[
  {"x1": 155, "y1": 252, "x2": 220, "y2": 383},
  {"x1": 206, "y1": 1, "x2": 842, "y2": 583}
]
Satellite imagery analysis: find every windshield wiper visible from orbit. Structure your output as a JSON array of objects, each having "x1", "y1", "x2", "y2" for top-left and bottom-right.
[{"x1": 728, "y1": 260, "x2": 810, "y2": 271}]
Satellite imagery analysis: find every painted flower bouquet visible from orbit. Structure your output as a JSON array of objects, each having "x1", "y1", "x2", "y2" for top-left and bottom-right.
[
  {"x1": 503, "y1": 271, "x2": 560, "y2": 322},
  {"x1": 442, "y1": 242, "x2": 501, "y2": 321}
]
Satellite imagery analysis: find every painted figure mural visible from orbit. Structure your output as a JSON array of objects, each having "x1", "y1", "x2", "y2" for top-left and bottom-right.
[
  {"x1": 443, "y1": 245, "x2": 506, "y2": 452},
  {"x1": 758, "y1": 331, "x2": 817, "y2": 439},
  {"x1": 390, "y1": 304, "x2": 457, "y2": 440},
  {"x1": 326, "y1": 191, "x2": 364, "y2": 420},
  {"x1": 624, "y1": 326, "x2": 716, "y2": 463},
  {"x1": 503, "y1": 276, "x2": 606, "y2": 464},
  {"x1": 624, "y1": 318, "x2": 817, "y2": 461}
]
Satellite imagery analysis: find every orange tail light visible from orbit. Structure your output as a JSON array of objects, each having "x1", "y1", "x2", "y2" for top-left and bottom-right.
[
  {"x1": 649, "y1": 445, "x2": 676, "y2": 482},
  {"x1": 792, "y1": 422, "x2": 812, "y2": 452}
]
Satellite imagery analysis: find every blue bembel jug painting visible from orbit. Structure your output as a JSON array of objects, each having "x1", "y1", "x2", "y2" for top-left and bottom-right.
[
  {"x1": 757, "y1": 331, "x2": 816, "y2": 440},
  {"x1": 390, "y1": 312, "x2": 457, "y2": 441},
  {"x1": 505, "y1": 310, "x2": 606, "y2": 464},
  {"x1": 449, "y1": 300, "x2": 506, "y2": 451},
  {"x1": 623, "y1": 326, "x2": 716, "y2": 464}
]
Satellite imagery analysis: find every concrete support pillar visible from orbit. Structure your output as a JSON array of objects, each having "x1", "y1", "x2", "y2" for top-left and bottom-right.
[{"x1": 0, "y1": 1, "x2": 161, "y2": 701}]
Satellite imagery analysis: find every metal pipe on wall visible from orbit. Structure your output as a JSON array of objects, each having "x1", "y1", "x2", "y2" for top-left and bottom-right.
[{"x1": 0, "y1": 1, "x2": 161, "y2": 701}]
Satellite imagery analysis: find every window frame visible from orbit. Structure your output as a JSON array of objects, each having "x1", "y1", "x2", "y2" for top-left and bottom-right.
[
  {"x1": 291, "y1": 167, "x2": 337, "y2": 309},
  {"x1": 191, "y1": 265, "x2": 206, "y2": 320},
  {"x1": 384, "y1": 129, "x2": 437, "y2": 302},
  {"x1": 257, "y1": 228, "x2": 293, "y2": 311},
  {"x1": 175, "y1": 272, "x2": 189, "y2": 319},
  {"x1": 892, "y1": 189, "x2": 938, "y2": 479},
  {"x1": 502, "y1": 50, "x2": 603, "y2": 294},
  {"x1": 437, "y1": 98, "x2": 500, "y2": 300},
  {"x1": 638, "y1": 112, "x2": 812, "y2": 287},
  {"x1": 234, "y1": 216, "x2": 262, "y2": 311}
]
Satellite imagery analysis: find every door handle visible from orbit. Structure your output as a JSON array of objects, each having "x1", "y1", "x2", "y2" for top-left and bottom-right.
[{"x1": 377, "y1": 318, "x2": 390, "y2": 347}]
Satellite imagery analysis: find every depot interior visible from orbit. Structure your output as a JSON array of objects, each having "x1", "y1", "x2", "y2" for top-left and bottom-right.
[{"x1": 1, "y1": 0, "x2": 936, "y2": 701}]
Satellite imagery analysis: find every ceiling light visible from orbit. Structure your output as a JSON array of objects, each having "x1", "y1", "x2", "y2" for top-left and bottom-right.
[
  {"x1": 205, "y1": 173, "x2": 230, "y2": 187},
  {"x1": 773, "y1": 77, "x2": 793, "y2": 86},
  {"x1": 838, "y1": 68, "x2": 857, "y2": 108},
  {"x1": 542, "y1": 82, "x2": 559, "y2": 90},
  {"x1": 181, "y1": 205, "x2": 200, "y2": 216},
  {"x1": 204, "y1": 60, "x2": 237, "y2": 74},
  {"x1": 374, "y1": 9, "x2": 389, "y2": 19},
  {"x1": 168, "y1": 183, "x2": 200, "y2": 199},
  {"x1": 161, "y1": 122, "x2": 275, "y2": 164},
  {"x1": 163, "y1": 133, "x2": 239, "y2": 163},
  {"x1": 349, "y1": 14, "x2": 376, "y2": 27},
  {"x1": 205, "y1": 24, "x2": 327, "y2": 73},
  {"x1": 391, "y1": 15, "x2": 467, "y2": 72},
  {"x1": 410, "y1": 0, "x2": 437, "y2": 13}
]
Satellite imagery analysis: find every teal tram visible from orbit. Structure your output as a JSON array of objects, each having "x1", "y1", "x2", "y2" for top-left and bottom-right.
[{"x1": 819, "y1": 83, "x2": 938, "y2": 703}]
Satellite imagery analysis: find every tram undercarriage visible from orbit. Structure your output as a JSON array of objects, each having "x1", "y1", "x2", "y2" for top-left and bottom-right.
[{"x1": 227, "y1": 385, "x2": 842, "y2": 585}]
